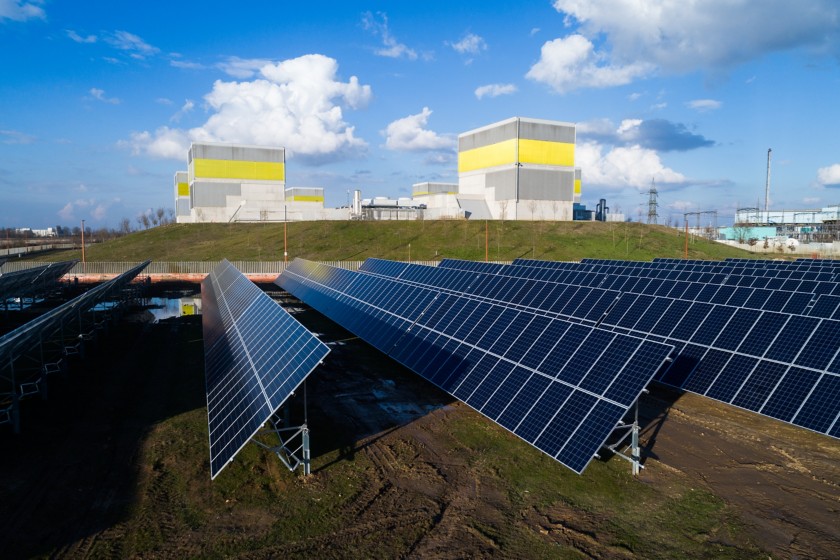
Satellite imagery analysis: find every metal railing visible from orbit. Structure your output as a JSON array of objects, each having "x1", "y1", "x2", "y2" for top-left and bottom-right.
[{"x1": 0, "y1": 260, "x2": 485, "y2": 276}]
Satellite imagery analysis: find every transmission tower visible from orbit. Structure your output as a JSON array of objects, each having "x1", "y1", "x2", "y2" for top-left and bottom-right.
[{"x1": 647, "y1": 179, "x2": 659, "y2": 224}]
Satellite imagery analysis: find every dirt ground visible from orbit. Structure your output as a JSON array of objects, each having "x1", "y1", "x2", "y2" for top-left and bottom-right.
[{"x1": 0, "y1": 293, "x2": 838, "y2": 559}]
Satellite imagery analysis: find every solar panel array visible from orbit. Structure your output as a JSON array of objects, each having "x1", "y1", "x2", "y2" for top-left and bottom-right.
[
  {"x1": 278, "y1": 258, "x2": 673, "y2": 474},
  {"x1": 202, "y1": 260, "x2": 330, "y2": 479},
  {"x1": 0, "y1": 260, "x2": 78, "y2": 303},
  {"x1": 1, "y1": 260, "x2": 151, "y2": 430},
  {"x1": 378, "y1": 257, "x2": 840, "y2": 440}
]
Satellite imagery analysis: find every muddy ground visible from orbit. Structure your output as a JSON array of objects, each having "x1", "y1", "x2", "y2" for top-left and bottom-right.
[{"x1": 0, "y1": 295, "x2": 838, "y2": 559}]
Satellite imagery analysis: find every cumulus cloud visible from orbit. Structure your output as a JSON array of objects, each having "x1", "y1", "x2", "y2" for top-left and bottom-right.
[
  {"x1": 105, "y1": 30, "x2": 159, "y2": 59},
  {"x1": 475, "y1": 83, "x2": 517, "y2": 99},
  {"x1": 362, "y1": 11, "x2": 418, "y2": 60},
  {"x1": 449, "y1": 32, "x2": 487, "y2": 55},
  {"x1": 579, "y1": 118, "x2": 714, "y2": 152},
  {"x1": 551, "y1": 0, "x2": 839, "y2": 74},
  {"x1": 0, "y1": 0, "x2": 44, "y2": 22},
  {"x1": 817, "y1": 164, "x2": 840, "y2": 186},
  {"x1": 383, "y1": 107, "x2": 454, "y2": 152},
  {"x1": 58, "y1": 197, "x2": 105, "y2": 221},
  {"x1": 122, "y1": 54, "x2": 372, "y2": 163},
  {"x1": 66, "y1": 29, "x2": 96, "y2": 43},
  {"x1": 526, "y1": 34, "x2": 654, "y2": 93},
  {"x1": 216, "y1": 56, "x2": 272, "y2": 79},
  {"x1": 687, "y1": 99, "x2": 722, "y2": 111},
  {"x1": 0, "y1": 129, "x2": 36, "y2": 144},
  {"x1": 89, "y1": 88, "x2": 120, "y2": 104},
  {"x1": 576, "y1": 140, "x2": 686, "y2": 189}
]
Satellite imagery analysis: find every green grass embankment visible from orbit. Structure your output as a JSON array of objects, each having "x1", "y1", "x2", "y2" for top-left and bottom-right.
[{"x1": 40, "y1": 220, "x2": 752, "y2": 262}]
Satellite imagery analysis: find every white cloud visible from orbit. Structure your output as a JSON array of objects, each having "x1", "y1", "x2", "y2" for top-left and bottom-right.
[
  {"x1": 66, "y1": 29, "x2": 96, "y2": 43},
  {"x1": 0, "y1": 0, "x2": 44, "y2": 22},
  {"x1": 362, "y1": 11, "x2": 418, "y2": 60},
  {"x1": 0, "y1": 128, "x2": 35, "y2": 144},
  {"x1": 687, "y1": 99, "x2": 722, "y2": 111},
  {"x1": 106, "y1": 30, "x2": 159, "y2": 59},
  {"x1": 156, "y1": 97, "x2": 173, "y2": 105},
  {"x1": 803, "y1": 197, "x2": 821, "y2": 204},
  {"x1": 170, "y1": 59, "x2": 206, "y2": 70},
  {"x1": 526, "y1": 34, "x2": 654, "y2": 93},
  {"x1": 170, "y1": 99, "x2": 195, "y2": 123},
  {"x1": 92, "y1": 204, "x2": 107, "y2": 220},
  {"x1": 450, "y1": 33, "x2": 487, "y2": 55},
  {"x1": 552, "y1": 0, "x2": 840, "y2": 74},
  {"x1": 217, "y1": 56, "x2": 272, "y2": 79},
  {"x1": 576, "y1": 140, "x2": 685, "y2": 189},
  {"x1": 475, "y1": 83, "x2": 517, "y2": 99},
  {"x1": 57, "y1": 202, "x2": 74, "y2": 220},
  {"x1": 383, "y1": 107, "x2": 454, "y2": 152},
  {"x1": 122, "y1": 54, "x2": 372, "y2": 163},
  {"x1": 817, "y1": 164, "x2": 840, "y2": 186},
  {"x1": 89, "y1": 88, "x2": 120, "y2": 104},
  {"x1": 530, "y1": 28, "x2": 541, "y2": 36}
]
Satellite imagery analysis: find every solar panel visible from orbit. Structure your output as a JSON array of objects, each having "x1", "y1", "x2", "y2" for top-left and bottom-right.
[
  {"x1": 278, "y1": 259, "x2": 673, "y2": 474},
  {"x1": 202, "y1": 260, "x2": 330, "y2": 479},
  {"x1": 374, "y1": 258, "x2": 840, "y2": 441}
]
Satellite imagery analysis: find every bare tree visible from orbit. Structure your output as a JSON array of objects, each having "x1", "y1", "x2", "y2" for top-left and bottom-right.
[
  {"x1": 119, "y1": 217, "x2": 132, "y2": 234},
  {"x1": 498, "y1": 200, "x2": 509, "y2": 222},
  {"x1": 550, "y1": 200, "x2": 559, "y2": 221},
  {"x1": 527, "y1": 200, "x2": 538, "y2": 220}
]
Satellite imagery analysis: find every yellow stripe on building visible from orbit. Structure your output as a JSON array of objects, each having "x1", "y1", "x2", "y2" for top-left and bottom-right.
[
  {"x1": 574, "y1": 179, "x2": 581, "y2": 195},
  {"x1": 518, "y1": 139, "x2": 575, "y2": 167},
  {"x1": 177, "y1": 182, "x2": 190, "y2": 197},
  {"x1": 289, "y1": 195, "x2": 324, "y2": 203},
  {"x1": 193, "y1": 158, "x2": 285, "y2": 181},
  {"x1": 458, "y1": 138, "x2": 517, "y2": 173}
]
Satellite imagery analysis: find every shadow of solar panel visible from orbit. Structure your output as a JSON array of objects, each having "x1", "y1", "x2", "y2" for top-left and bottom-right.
[
  {"x1": 202, "y1": 260, "x2": 329, "y2": 479},
  {"x1": 277, "y1": 259, "x2": 673, "y2": 474}
]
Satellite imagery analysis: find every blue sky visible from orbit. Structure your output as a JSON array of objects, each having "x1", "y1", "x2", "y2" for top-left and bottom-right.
[{"x1": 1, "y1": 0, "x2": 839, "y2": 229}]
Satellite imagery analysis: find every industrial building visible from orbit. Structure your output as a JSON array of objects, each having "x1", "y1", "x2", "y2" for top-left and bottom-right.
[
  {"x1": 179, "y1": 142, "x2": 331, "y2": 223},
  {"x1": 173, "y1": 118, "x2": 586, "y2": 223},
  {"x1": 456, "y1": 117, "x2": 578, "y2": 220},
  {"x1": 719, "y1": 205, "x2": 840, "y2": 243}
]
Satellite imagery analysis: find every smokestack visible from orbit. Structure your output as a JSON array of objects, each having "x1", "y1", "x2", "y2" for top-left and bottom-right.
[{"x1": 764, "y1": 148, "x2": 772, "y2": 218}]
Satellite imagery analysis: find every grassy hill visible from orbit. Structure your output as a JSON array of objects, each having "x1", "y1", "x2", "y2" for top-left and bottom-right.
[{"x1": 42, "y1": 220, "x2": 752, "y2": 262}]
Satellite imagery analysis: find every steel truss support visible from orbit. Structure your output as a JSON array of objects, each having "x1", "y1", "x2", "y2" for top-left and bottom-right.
[
  {"x1": 252, "y1": 381, "x2": 312, "y2": 476},
  {"x1": 604, "y1": 396, "x2": 644, "y2": 476}
]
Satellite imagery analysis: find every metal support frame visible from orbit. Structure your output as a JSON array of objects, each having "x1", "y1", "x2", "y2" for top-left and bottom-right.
[
  {"x1": 605, "y1": 397, "x2": 644, "y2": 476},
  {"x1": 252, "y1": 381, "x2": 312, "y2": 475}
]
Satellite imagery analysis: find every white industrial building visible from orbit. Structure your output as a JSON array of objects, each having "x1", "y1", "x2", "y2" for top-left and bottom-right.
[
  {"x1": 173, "y1": 118, "x2": 585, "y2": 223},
  {"x1": 177, "y1": 142, "x2": 341, "y2": 223}
]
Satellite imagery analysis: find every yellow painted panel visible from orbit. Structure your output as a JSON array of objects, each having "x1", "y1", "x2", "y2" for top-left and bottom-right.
[
  {"x1": 193, "y1": 158, "x2": 285, "y2": 181},
  {"x1": 458, "y1": 139, "x2": 517, "y2": 173},
  {"x1": 574, "y1": 179, "x2": 581, "y2": 195},
  {"x1": 518, "y1": 139, "x2": 575, "y2": 167},
  {"x1": 177, "y1": 182, "x2": 190, "y2": 196},
  {"x1": 290, "y1": 195, "x2": 324, "y2": 203}
]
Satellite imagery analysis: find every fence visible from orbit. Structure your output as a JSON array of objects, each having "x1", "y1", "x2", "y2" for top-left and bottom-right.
[{"x1": 0, "y1": 260, "x2": 477, "y2": 276}]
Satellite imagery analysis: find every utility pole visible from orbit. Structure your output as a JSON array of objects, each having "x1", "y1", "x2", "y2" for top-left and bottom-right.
[
  {"x1": 80, "y1": 219, "x2": 86, "y2": 274},
  {"x1": 764, "y1": 148, "x2": 772, "y2": 218},
  {"x1": 647, "y1": 179, "x2": 659, "y2": 224}
]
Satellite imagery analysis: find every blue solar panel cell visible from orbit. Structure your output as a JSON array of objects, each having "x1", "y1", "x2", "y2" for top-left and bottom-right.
[
  {"x1": 468, "y1": 361, "x2": 515, "y2": 410},
  {"x1": 515, "y1": 382, "x2": 575, "y2": 443},
  {"x1": 690, "y1": 306, "x2": 736, "y2": 346},
  {"x1": 713, "y1": 308, "x2": 761, "y2": 351},
  {"x1": 761, "y1": 367, "x2": 823, "y2": 423},
  {"x1": 764, "y1": 315, "x2": 819, "y2": 363},
  {"x1": 480, "y1": 367, "x2": 532, "y2": 418},
  {"x1": 670, "y1": 303, "x2": 713, "y2": 341},
  {"x1": 791, "y1": 374, "x2": 840, "y2": 433},
  {"x1": 496, "y1": 375, "x2": 552, "y2": 430},
  {"x1": 532, "y1": 389, "x2": 595, "y2": 458},
  {"x1": 730, "y1": 361, "x2": 788, "y2": 411},
  {"x1": 705, "y1": 354, "x2": 759, "y2": 402}
]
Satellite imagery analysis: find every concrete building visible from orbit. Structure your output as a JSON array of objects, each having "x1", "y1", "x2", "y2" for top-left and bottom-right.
[
  {"x1": 174, "y1": 171, "x2": 191, "y2": 223},
  {"x1": 456, "y1": 117, "x2": 577, "y2": 220},
  {"x1": 180, "y1": 142, "x2": 338, "y2": 222}
]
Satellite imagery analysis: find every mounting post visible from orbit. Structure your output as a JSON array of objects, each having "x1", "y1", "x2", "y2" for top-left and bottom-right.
[
  {"x1": 253, "y1": 380, "x2": 312, "y2": 476},
  {"x1": 606, "y1": 398, "x2": 644, "y2": 476}
]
